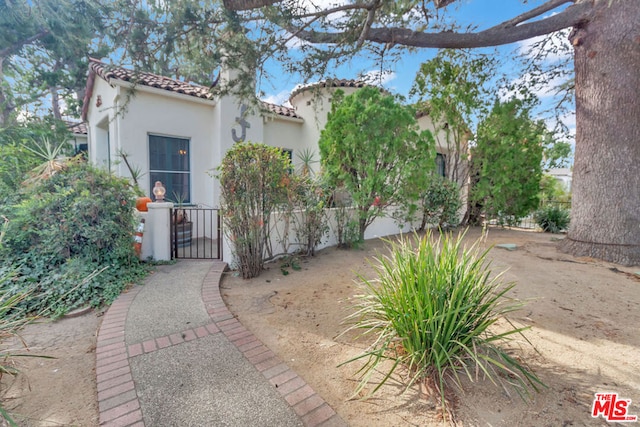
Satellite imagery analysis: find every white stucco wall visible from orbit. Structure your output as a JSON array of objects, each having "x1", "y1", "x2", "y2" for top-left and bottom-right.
[
  {"x1": 86, "y1": 78, "x2": 220, "y2": 207},
  {"x1": 85, "y1": 78, "x2": 118, "y2": 170},
  {"x1": 289, "y1": 86, "x2": 362, "y2": 174},
  {"x1": 86, "y1": 71, "x2": 470, "y2": 265},
  {"x1": 262, "y1": 116, "x2": 304, "y2": 167},
  {"x1": 116, "y1": 87, "x2": 217, "y2": 207}
]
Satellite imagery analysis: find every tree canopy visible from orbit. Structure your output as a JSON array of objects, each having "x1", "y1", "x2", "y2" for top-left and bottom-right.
[
  {"x1": 2, "y1": 0, "x2": 638, "y2": 264},
  {"x1": 0, "y1": 0, "x2": 111, "y2": 123},
  {"x1": 470, "y1": 98, "x2": 545, "y2": 225},
  {"x1": 319, "y1": 86, "x2": 434, "y2": 239}
]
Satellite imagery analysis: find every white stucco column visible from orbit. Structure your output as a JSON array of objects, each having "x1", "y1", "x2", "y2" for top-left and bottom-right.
[{"x1": 147, "y1": 202, "x2": 174, "y2": 261}]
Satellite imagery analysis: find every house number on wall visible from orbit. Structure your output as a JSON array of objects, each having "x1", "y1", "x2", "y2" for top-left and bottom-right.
[{"x1": 231, "y1": 104, "x2": 251, "y2": 143}]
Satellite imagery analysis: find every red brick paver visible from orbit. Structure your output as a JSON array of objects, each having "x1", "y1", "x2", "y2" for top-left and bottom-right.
[
  {"x1": 96, "y1": 262, "x2": 346, "y2": 427},
  {"x1": 201, "y1": 264, "x2": 348, "y2": 427}
]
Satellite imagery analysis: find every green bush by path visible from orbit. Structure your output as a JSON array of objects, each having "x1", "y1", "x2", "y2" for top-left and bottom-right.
[
  {"x1": 342, "y1": 230, "x2": 543, "y2": 419},
  {"x1": 1, "y1": 162, "x2": 148, "y2": 316},
  {"x1": 217, "y1": 142, "x2": 291, "y2": 279}
]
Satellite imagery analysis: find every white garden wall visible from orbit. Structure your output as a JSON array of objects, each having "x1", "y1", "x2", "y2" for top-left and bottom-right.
[{"x1": 222, "y1": 207, "x2": 417, "y2": 268}]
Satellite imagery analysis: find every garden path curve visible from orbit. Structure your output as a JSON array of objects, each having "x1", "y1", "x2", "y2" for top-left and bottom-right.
[{"x1": 95, "y1": 260, "x2": 346, "y2": 426}]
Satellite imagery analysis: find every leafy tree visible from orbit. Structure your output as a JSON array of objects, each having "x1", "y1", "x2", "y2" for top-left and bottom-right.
[
  {"x1": 542, "y1": 134, "x2": 572, "y2": 170},
  {"x1": 539, "y1": 174, "x2": 571, "y2": 204},
  {"x1": 1, "y1": 0, "x2": 110, "y2": 122},
  {"x1": 411, "y1": 49, "x2": 496, "y2": 183},
  {"x1": 471, "y1": 99, "x2": 545, "y2": 225},
  {"x1": 418, "y1": 175, "x2": 462, "y2": 231},
  {"x1": 206, "y1": 0, "x2": 640, "y2": 265},
  {"x1": 319, "y1": 87, "x2": 435, "y2": 240},
  {"x1": 0, "y1": 117, "x2": 72, "y2": 197}
]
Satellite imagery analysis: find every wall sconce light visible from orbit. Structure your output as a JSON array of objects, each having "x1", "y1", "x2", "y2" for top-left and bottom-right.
[{"x1": 152, "y1": 181, "x2": 166, "y2": 202}]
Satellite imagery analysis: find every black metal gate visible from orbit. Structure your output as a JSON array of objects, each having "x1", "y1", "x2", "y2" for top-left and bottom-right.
[{"x1": 171, "y1": 207, "x2": 221, "y2": 259}]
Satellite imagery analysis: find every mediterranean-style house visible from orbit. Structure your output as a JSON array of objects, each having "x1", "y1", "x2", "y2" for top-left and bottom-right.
[
  {"x1": 80, "y1": 58, "x2": 467, "y2": 262},
  {"x1": 81, "y1": 58, "x2": 459, "y2": 209}
]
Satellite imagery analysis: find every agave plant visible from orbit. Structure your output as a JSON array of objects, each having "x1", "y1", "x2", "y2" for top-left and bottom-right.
[
  {"x1": 21, "y1": 137, "x2": 77, "y2": 188},
  {"x1": 341, "y1": 230, "x2": 544, "y2": 420}
]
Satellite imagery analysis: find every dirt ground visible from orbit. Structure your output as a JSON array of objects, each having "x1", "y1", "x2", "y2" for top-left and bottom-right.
[
  {"x1": 1, "y1": 227, "x2": 639, "y2": 426},
  {"x1": 222, "y1": 228, "x2": 640, "y2": 426},
  {"x1": 0, "y1": 312, "x2": 100, "y2": 426}
]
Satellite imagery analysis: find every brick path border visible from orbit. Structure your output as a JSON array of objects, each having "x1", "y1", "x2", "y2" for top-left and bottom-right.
[
  {"x1": 96, "y1": 286, "x2": 145, "y2": 427},
  {"x1": 96, "y1": 261, "x2": 347, "y2": 427},
  {"x1": 202, "y1": 264, "x2": 347, "y2": 427}
]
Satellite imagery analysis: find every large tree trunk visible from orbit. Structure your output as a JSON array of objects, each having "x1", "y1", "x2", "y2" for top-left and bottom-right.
[{"x1": 561, "y1": 0, "x2": 640, "y2": 266}]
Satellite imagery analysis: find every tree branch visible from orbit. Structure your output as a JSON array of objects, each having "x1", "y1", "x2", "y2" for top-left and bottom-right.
[
  {"x1": 294, "y1": 3, "x2": 371, "y2": 19},
  {"x1": 0, "y1": 29, "x2": 49, "y2": 58},
  {"x1": 356, "y1": 2, "x2": 381, "y2": 49},
  {"x1": 499, "y1": 0, "x2": 573, "y2": 28},
  {"x1": 222, "y1": 0, "x2": 282, "y2": 11},
  {"x1": 292, "y1": 1, "x2": 593, "y2": 48}
]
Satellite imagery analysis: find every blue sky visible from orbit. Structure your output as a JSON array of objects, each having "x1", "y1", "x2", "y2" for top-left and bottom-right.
[{"x1": 258, "y1": 0, "x2": 575, "y2": 146}]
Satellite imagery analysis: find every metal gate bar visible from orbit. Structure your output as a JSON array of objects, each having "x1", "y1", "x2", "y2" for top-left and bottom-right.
[{"x1": 171, "y1": 207, "x2": 221, "y2": 260}]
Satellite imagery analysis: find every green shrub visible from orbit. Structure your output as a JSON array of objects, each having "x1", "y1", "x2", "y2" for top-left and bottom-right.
[
  {"x1": 217, "y1": 143, "x2": 291, "y2": 279},
  {"x1": 418, "y1": 175, "x2": 461, "y2": 230},
  {"x1": 332, "y1": 197, "x2": 362, "y2": 250},
  {"x1": 288, "y1": 176, "x2": 329, "y2": 256},
  {"x1": 342, "y1": 230, "x2": 543, "y2": 417},
  {"x1": 535, "y1": 205, "x2": 570, "y2": 233},
  {"x1": 1, "y1": 162, "x2": 148, "y2": 315},
  {"x1": 0, "y1": 225, "x2": 42, "y2": 426}
]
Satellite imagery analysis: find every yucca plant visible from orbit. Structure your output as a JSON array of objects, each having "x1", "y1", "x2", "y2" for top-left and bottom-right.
[
  {"x1": 341, "y1": 230, "x2": 543, "y2": 420},
  {"x1": 535, "y1": 205, "x2": 570, "y2": 233},
  {"x1": 21, "y1": 137, "x2": 75, "y2": 188}
]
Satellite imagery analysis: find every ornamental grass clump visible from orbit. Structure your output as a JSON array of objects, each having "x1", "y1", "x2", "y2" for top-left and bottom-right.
[
  {"x1": 342, "y1": 230, "x2": 543, "y2": 418},
  {"x1": 535, "y1": 205, "x2": 570, "y2": 233}
]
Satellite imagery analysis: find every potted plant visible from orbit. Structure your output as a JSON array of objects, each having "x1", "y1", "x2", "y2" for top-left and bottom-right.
[{"x1": 171, "y1": 191, "x2": 192, "y2": 248}]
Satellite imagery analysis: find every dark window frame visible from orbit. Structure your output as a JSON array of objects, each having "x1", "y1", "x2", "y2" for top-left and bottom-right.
[
  {"x1": 148, "y1": 134, "x2": 191, "y2": 204},
  {"x1": 435, "y1": 153, "x2": 446, "y2": 178}
]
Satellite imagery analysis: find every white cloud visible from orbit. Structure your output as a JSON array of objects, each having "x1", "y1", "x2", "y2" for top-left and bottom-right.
[
  {"x1": 261, "y1": 89, "x2": 292, "y2": 107},
  {"x1": 500, "y1": 71, "x2": 569, "y2": 101},
  {"x1": 283, "y1": 32, "x2": 311, "y2": 49},
  {"x1": 361, "y1": 69, "x2": 397, "y2": 87},
  {"x1": 558, "y1": 111, "x2": 576, "y2": 130},
  {"x1": 518, "y1": 28, "x2": 572, "y2": 64}
]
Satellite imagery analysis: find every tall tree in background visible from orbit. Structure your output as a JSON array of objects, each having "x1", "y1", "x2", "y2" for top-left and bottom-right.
[
  {"x1": 3, "y1": 0, "x2": 637, "y2": 264},
  {"x1": 471, "y1": 98, "x2": 545, "y2": 225},
  {"x1": 1, "y1": 0, "x2": 110, "y2": 123},
  {"x1": 215, "y1": 0, "x2": 638, "y2": 265},
  {"x1": 411, "y1": 49, "x2": 496, "y2": 223},
  {"x1": 319, "y1": 87, "x2": 434, "y2": 240},
  {"x1": 411, "y1": 49, "x2": 495, "y2": 185}
]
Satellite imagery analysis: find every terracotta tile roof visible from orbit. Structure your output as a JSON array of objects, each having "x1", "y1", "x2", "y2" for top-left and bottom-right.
[
  {"x1": 66, "y1": 121, "x2": 88, "y2": 135},
  {"x1": 260, "y1": 101, "x2": 300, "y2": 119},
  {"x1": 289, "y1": 79, "x2": 368, "y2": 102},
  {"x1": 85, "y1": 59, "x2": 300, "y2": 121},
  {"x1": 88, "y1": 58, "x2": 215, "y2": 100}
]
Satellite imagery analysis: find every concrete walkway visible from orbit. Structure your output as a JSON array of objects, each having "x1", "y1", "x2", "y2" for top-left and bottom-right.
[{"x1": 95, "y1": 260, "x2": 347, "y2": 427}]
